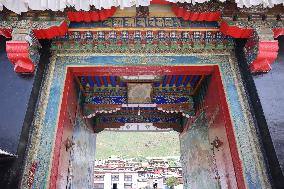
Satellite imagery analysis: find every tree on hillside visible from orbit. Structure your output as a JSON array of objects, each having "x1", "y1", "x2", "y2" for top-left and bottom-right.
[
  {"x1": 168, "y1": 160, "x2": 177, "y2": 167},
  {"x1": 166, "y1": 176, "x2": 179, "y2": 189}
]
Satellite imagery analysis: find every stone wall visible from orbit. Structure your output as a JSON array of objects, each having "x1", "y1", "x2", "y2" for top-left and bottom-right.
[{"x1": 179, "y1": 113, "x2": 220, "y2": 189}]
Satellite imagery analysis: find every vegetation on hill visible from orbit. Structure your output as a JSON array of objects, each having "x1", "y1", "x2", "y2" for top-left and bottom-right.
[{"x1": 95, "y1": 131, "x2": 180, "y2": 159}]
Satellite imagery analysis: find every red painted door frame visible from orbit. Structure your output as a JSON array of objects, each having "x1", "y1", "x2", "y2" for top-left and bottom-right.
[{"x1": 49, "y1": 65, "x2": 245, "y2": 189}]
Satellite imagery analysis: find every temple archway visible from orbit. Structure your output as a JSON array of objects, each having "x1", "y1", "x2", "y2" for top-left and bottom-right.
[
  {"x1": 4, "y1": 3, "x2": 276, "y2": 189},
  {"x1": 21, "y1": 57, "x2": 270, "y2": 188}
]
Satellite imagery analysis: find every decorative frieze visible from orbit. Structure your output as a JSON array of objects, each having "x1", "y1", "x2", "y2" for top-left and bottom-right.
[{"x1": 55, "y1": 18, "x2": 229, "y2": 54}]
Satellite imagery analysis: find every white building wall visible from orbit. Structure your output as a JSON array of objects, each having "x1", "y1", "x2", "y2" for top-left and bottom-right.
[
  {"x1": 105, "y1": 173, "x2": 112, "y2": 189},
  {"x1": 94, "y1": 171, "x2": 139, "y2": 189}
]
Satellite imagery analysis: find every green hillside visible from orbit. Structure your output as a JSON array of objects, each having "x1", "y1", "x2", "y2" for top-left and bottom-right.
[{"x1": 95, "y1": 131, "x2": 180, "y2": 159}]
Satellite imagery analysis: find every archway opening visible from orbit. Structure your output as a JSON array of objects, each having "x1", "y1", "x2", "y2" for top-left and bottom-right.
[
  {"x1": 52, "y1": 65, "x2": 244, "y2": 189},
  {"x1": 94, "y1": 131, "x2": 182, "y2": 189}
]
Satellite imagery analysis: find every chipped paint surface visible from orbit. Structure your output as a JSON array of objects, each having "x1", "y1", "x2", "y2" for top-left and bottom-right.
[
  {"x1": 180, "y1": 113, "x2": 220, "y2": 189},
  {"x1": 65, "y1": 112, "x2": 96, "y2": 189}
]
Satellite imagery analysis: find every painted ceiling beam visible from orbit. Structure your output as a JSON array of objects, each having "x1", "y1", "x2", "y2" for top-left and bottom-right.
[
  {"x1": 183, "y1": 76, "x2": 191, "y2": 87},
  {"x1": 169, "y1": 75, "x2": 176, "y2": 87},
  {"x1": 87, "y1": 76, "x2": 95, "y2": 87},
  {"x1": 102, "y1": 76, "x2": 108, "y2": 87}
]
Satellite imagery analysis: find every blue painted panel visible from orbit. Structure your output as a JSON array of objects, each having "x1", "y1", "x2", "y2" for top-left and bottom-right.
[
  {"x1": 90, "y1": 96, "x2": 126, "y2": 104},
  {"x1": 95, "y1": 76, "x2": 102, "y2": 87},
  {"x1": 98, "y1": 115, "x2": 180, "y2": 123},
  {"x1": 110, "y1": 76, "x2": 116, "y2": 87},
  {"x1": 153, "y1": 96, "x2": 190, "y2": 104},
  {"x1": 88, "y1": 76, "x2": 94, "y2": 87},
  {"x1": 169, "y1": 75, "x2": 176, "y2": 87},
  {"x1": 176, "y1": 75, "x2": 183, "y2": 87},
  {"x1": 69, "y1": 19, "x2": 219, "y2": 29},
  {"x1": 183, "y1": 76, "x2": 191, "y2": 87}
]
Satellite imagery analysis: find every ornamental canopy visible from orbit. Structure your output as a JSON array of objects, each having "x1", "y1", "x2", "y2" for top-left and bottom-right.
[{"x1": 0, "y1": 0, "x2": 283, "y2": 14}]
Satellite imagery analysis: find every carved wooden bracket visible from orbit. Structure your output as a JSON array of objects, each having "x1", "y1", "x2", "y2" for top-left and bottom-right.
[
  {"x1": 6, "y1": 29, "x2": 41, "y2": 73},
  {"x1": 220, "y1": 19, "x2": 283, "y2": 73},
  {"x1": 0, "y1": 19, "x2": 68, "y2": 74},
  {"x1": 244, "y1": 29, "x2": 279, "y2": 73}
]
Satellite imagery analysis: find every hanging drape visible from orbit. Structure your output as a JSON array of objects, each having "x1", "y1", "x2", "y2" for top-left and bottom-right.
[
  {"x1": 33, "y1": 21, "x2": 68, "y2": 39},
  {"x1": 67, "y1": 7, "x2": 117, "y2": 22},
  {"x1": 0, "y1": 0, "x2": 284, "y2": 14},
  {"x1": 171, "y1": 4, "x2": 221, "y2": 21},
  {"x1": 219, "y1": 21, "x2": 254, "y2": 38}
]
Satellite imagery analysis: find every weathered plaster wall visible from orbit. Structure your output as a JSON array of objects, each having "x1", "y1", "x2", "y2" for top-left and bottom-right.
[
  {"x1": 253, "y1": 36, "x2": 284, "y2": 172},
  {"x1": 56, "y1": 78, "x2": 79, "y2": 188},
  {"x1": 66, "y1": 110, "x2": 97, "y2": 189},
  {"x1": 235, "y1": 38, "x2": 284, "y2": 188},
  {"x1": 180, "y1": 113, "x2": 220, "y2": 189},
  {"x1": 203, "y1": 71, "x2": 238, "y2": 189}
]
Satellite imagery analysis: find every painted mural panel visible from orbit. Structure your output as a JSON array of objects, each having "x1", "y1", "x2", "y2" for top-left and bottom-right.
[
  {"x1": 180, "y1": 113, "x2": 220, "y2": 189},
  {"x1": 67, "y1": 113, "x2": 96, "y2": 189}
]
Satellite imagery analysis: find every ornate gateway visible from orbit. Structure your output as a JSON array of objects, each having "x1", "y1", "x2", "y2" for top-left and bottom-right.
[{"x1": 0, "y1": 1, "x2": 283, "y2": 189}]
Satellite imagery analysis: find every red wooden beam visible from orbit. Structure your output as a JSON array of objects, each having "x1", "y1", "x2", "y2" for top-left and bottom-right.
[
  {"x1": 172, "y1": 4, "x2": 221, "y2": 21},
  {"x1": 33, "y1": 21, "x2": 68, "y2": 40}
]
